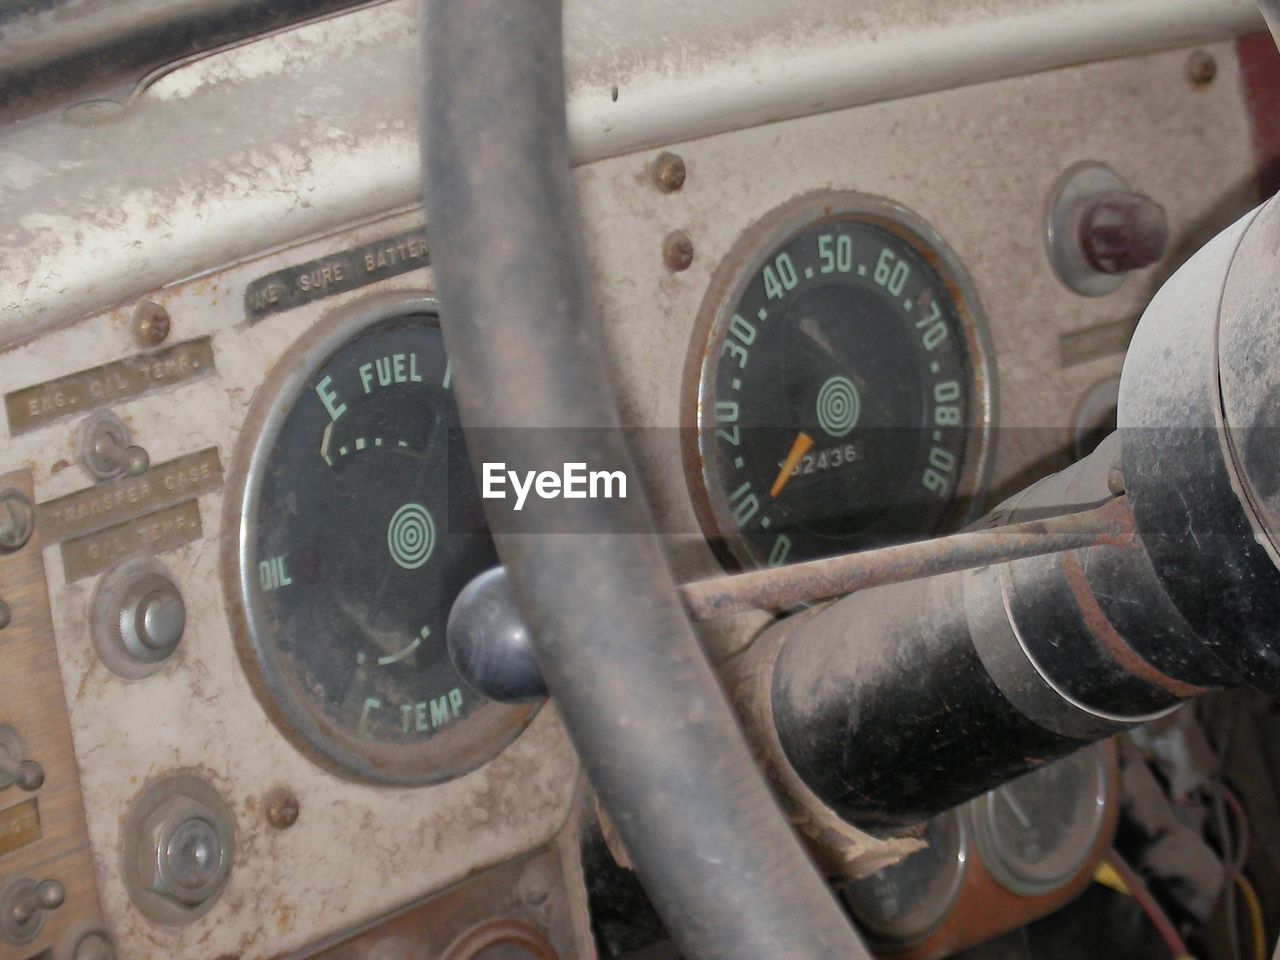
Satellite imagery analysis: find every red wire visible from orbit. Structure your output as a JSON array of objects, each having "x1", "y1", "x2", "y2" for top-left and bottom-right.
[{"x1": 1104, "y1": 848, "x2": 1190, "y2": 960}]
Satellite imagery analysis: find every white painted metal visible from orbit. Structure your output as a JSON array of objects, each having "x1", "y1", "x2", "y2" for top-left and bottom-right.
[{"x1": 0, "y1": 0, "x2": 1262, "y2": 345}]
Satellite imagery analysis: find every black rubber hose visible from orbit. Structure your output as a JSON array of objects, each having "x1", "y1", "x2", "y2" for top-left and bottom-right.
[{"x1": 418, "y1": 2, "x2": 870, "y2": 958}]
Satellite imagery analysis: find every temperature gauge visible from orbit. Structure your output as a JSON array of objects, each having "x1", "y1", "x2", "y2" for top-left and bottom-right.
[{"x1": 226, "y1": 294, "x2": 536, "y2": 785}]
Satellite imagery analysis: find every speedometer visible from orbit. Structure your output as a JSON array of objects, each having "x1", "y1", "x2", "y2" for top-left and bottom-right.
[{"x1": 684, "y1": 193, "x2": 994, "y2": 568}]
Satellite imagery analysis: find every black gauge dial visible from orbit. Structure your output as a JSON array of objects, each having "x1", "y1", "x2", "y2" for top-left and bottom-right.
[
  {"x1": 688, "y1": 195, "x2": 992, "y2": 568},
  {"x1": 842, "y1": 808, "x2": 968, "y2": 948},
  {"x1": 229, "y1": 297, "x2": 534, "y2": 785}
]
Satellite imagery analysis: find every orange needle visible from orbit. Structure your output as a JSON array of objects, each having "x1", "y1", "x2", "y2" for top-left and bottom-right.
[{"x1": 770, "y1": 431, "x2": 814, "y2": 498}]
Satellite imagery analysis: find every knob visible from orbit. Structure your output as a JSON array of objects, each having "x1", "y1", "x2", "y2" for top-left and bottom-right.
[
  {"x1": 0, "y1": 877, "x2": 64, "y2": 945},
  {"x1": 115, "y1": 573, "x2": 185, "y2": 663},
  {"x1": 447, "y1": 566, "x2": 547, "y2": 703},
  {"x1": 91, "y1": 432, "x2": 150, "y2": 477},
  {"x1": 1079, "y1": 191, "x2": 1168, "y2": 274},
  {"x1": 0, "y1": 726, "x2": 42, "y2": 793},
  {"x1": 1046, "y1": 162, "x2": 1168, "y2": 297},
  {"x1": 78, "y1": 412, "x2": 149, "y2": 481}
]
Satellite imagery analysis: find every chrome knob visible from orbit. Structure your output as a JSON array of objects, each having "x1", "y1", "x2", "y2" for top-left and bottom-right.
[{"x1": 0, "y1": 876, "x2": 64, "y2": 945}]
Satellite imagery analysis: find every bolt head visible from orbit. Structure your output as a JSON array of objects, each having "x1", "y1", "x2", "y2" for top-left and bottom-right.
[
  {"x1": 662, "y1": 230, "x2": 695, "y2": 272},
  {"x1": 264, "y1": 788, "x2": 300, "y2": 830},
  {"x1": 140, "y1": 794, "x2": 231, "y2": 907},
  {"x1": 1185, "y1": 49, "x2": 1217, "y2": 86},
  {"x1": 133, "y1": 301, "x2": 171, "y2": 348},
  {"x1": 651, "y1": 152, "x2": 686, "y2": 192}
]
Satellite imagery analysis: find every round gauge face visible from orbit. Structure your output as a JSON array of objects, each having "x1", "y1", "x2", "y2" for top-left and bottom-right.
[
  {"x1": 971, "y1": 744, "x2": 1109, "y2": 896},
  {"x1": 228, "y1": 297, "x2": 536, "y2": 785},
  {"x1": 687, "y1": 194, "x2": 992, "y2": 569},
  {"x1": 842, "y1": 808, "x2": 968, "y2": 948}
]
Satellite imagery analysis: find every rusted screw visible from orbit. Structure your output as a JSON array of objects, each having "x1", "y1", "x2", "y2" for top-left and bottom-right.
[
  {"x1": 662, "y1": 231, "x2": 694, "y2": 272},
  {"x1": 1185, "y1": 49, "x2": 1216, "y2": 87},
  {"x1": 0, "y1": 489, "x2": 34, "y2": 554},
  {"x1": 651, "y1": 152, "x2": 686, "y2": 193},
  {"x1": 264, "y1": 788, "x2": 300, "y2": 830},
  {"x1": 133, "y1": 301, "x2": 171, "y2": 348}
]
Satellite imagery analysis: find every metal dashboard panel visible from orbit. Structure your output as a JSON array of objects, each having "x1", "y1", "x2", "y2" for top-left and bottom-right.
[{"x1": 0, "y1": 37, "x2": 1261, "y2": 960}]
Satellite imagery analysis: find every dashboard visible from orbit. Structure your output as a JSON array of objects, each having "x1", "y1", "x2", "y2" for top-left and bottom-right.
[{"x1": 0, "y1": 2, "x2": 1274, "y2": 957}]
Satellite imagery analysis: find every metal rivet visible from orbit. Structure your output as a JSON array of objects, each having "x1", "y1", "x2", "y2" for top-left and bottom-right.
[
  {"x1": 651, "y1": 152, "x2": 686, "y2": 193},
  {"x1": 1185, "y1": 49, "x2": 1217, "y2": 87},
  {"x1": 663, "y1": 230, "x2": 694, "y2": 272},
  {"x1": 0, "y1": 489, "x2": 35, "y2": 554},
  {"x1": 264, "y1": 788, "x2": 300, "y2": 830},
  {"x1": 133, "y1": 301, "x2": 171, "y2": 348}
]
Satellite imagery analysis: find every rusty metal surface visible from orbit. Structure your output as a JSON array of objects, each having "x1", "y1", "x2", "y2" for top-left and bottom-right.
[{"x1": 680, "y1": 496, "x2": 1137, "y2": 620}]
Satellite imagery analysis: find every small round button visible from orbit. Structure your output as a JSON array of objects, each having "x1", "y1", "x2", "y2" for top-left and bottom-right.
[
  {"x1": 118, "y1": 574, "x2": 185, "y2": 662},
  {"x1": 92, "y1": 558, "x2": 186, "y2": 678}
]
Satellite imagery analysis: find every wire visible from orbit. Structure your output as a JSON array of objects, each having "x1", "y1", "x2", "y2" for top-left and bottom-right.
[
  {"x1": 1234, "y1": 873, "x2": 1266, "y2": 960},
  {"x1": 1220, "y1": 783, "x2": 1252, "y2": 874},
  {"x1": 1103, "y1": 848, "x2": 1193, "y2": 960}
]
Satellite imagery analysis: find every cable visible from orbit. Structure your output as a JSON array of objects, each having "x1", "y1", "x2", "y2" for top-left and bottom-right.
[
  {"x1": 1103, "y1": 848, "x2": 1193, "y2": 960},
  {"x1": 1234, "y1": 872, "x2": 1266, "y2": 960}
]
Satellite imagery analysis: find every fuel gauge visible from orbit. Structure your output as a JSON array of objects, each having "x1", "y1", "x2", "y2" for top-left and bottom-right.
[{"x1": 226, "y1": 294, "x2": 536, "y2": 786}]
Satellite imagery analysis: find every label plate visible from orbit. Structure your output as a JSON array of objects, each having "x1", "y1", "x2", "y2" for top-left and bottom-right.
[
  {"x1": 61, "y1": 499, "x2": 203, "y2": 582},
  {"x1": 37, "y1": 447, "x2": 223, "y2": 544},
  {"x1": 5, "y1": 338, "x2": 216, "y2": 435},
  {"x1": 244, "y1": 227, "x2": 431, "y2": 321}
]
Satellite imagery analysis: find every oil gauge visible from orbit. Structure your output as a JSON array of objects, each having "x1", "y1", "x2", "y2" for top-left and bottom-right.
[
  {"x1": 226, "y1": 294, "x2": 536, "y2": 786},
  {"x1": 685, "y1": 193, "x2": 993, "y2": 568}
]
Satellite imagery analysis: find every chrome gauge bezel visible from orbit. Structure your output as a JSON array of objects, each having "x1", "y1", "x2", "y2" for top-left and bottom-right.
[
  {"x1": 222, "y1": 291, "x2": 538, "y2": 786},
  {"x1": 970, "y1": 743, "x2": 1110, "y2": 897},
  {"x1": 683, "y1": 191, "x2": 997, "y2": 572},
  {"x1": 843, "y1": 806, "x2": 970, "y2": 950}
]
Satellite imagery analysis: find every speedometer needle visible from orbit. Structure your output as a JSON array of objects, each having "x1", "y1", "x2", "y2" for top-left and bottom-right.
[{"x1": 770, "y1": 431, "x2": 814, "y2": 498}]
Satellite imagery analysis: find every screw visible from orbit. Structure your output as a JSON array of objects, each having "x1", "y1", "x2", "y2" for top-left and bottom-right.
[
  {"x1": 133, "y1": 301, "x2": 170, "y2": 348},
  {"x1": 264, "y1": 788, "x2": 300, "y2": 830},
  {"x1": 662, "y1": 230, "x2": 694, "y2": 272},
  {"x1": 651, "y1": 152, "x2": 686, "y2": 193},
  {"x1": 1185, "y1": 49, "x2": 1217, "y2": 86},
  {"x1": 0, "y1": 489, "x2": 34, "y2": 554}
]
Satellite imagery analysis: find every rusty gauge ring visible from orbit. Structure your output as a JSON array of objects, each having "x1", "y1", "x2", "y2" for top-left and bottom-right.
[
  {"x1": 683, "y1": 192, "x2": 996, "y2": 570},
  {"x1": 222, "y1": 291, "x2": 537, "y2": 786}
]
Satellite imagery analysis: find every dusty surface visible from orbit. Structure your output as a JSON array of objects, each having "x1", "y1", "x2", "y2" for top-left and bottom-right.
[{"x1": 0, "y1": 29, "x2": 1263, "y2": 960}]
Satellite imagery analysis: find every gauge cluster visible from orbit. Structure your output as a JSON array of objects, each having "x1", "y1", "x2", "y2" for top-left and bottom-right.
[
  {"x1": 842, "y1": 743, "x2": 1117, "y2": 957},
  {"x1": 0, "y1": 32, "x2": 1261, "y2": 959}
]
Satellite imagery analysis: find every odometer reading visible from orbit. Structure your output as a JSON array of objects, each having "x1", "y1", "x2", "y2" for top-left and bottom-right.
[
  {"x1": 230, "y1": 299, "x2": 534, "y2": 785},
  {"x1": 689, "y1": 196, "x2": 990, "y2": 568}
]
